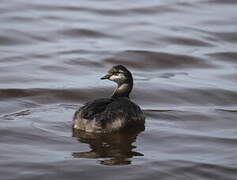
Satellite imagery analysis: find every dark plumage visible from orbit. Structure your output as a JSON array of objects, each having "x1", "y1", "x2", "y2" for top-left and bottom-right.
[{"x1": 73, "y1": 65, "x2": 145, "y2": 133}]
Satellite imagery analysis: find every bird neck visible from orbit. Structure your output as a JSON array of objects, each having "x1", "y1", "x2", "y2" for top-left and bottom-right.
[{"x1": 111, "y1": 82, "x2": 133, "y2": 99}]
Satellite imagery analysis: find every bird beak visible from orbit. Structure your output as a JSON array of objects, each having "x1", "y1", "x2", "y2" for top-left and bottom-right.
[{"x1": 100, "y1": 74, "x2": 110, "y2": 80}]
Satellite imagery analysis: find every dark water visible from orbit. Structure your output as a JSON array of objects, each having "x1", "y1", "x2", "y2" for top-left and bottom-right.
[{"x1": 1, "y1": 0, "x2": 237, "y2": 179}]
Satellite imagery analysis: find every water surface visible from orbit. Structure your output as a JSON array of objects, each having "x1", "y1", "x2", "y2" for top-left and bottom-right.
[{"x1": 1, "y1": 0, "x2": 237, "y2": 179}]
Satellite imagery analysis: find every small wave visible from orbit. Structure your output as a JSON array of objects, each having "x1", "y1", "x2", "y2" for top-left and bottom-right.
[
  {"x1": 103, "y1": 50, "x2": 216, "y2": 70},
  {"x1": 204, "y1": 0, "x2": 237, "y2": 5},
  {"x1": 215, "y1": 109, "x2": 237, "y2": 113},
  {"x1": 0, "y1": 34, "x2": 32, "y2": 46},
  {"x1": 161, "y1": 36, "x2": 213, "y2": 47},
  {"x1": 148, "y1": 160, "x2": 237, "y2": 179},
  {"x1": 1, "y1": 110, "x2": 31, "y2": 120},
  {"x1": 211, "y1": 32, "x2": 237, "y2": 43},
  {"x1": 57, "y1": 28, "x2": 116, "y2": 39},
  {"x1": 1, "y1": 86, "x2": 237, "y2": 107},
  {"x1": 0, "y1": 88, "x2": 111, "y2": 103},
  {"x1": 0, "y1": 30, "x2": 50, "y2": 46},
  {"x1": 207, "y1": 52, "x2": 237, "y2": 63}
]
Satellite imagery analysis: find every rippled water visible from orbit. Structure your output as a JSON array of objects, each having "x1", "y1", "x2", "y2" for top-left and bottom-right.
[{"x1": 1, "y1": 0, "x2": 237, "y2": 179}]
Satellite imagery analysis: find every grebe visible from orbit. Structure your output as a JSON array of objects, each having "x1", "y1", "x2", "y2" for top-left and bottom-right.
[{"x1": 73, "y1": 65, "x2": 145, "y2": 133}]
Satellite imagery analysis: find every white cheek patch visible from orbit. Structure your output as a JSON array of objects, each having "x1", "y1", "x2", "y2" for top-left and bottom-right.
[{"x1": 109, "y1": 73, "x2": 126, "y2": 82}]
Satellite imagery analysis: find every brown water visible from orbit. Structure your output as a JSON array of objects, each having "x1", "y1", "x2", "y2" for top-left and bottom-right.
[{"x1": 1, "y1": 0, "x2": 237, "y2": 179}]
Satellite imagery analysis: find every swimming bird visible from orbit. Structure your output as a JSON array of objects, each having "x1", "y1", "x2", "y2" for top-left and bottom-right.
[{"x1": 73, "y1": 65, "x2": 145, "y2": 133}]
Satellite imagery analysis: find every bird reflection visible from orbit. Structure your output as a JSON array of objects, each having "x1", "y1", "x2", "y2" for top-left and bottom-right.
[{"x1": 72, "y1": 127, "x2": 145, "y2": 165}]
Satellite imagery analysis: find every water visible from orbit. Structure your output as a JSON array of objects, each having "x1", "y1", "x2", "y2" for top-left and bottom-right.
[{"x1": 1, "y1": 0, "x2": 237, "y2": 179}]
